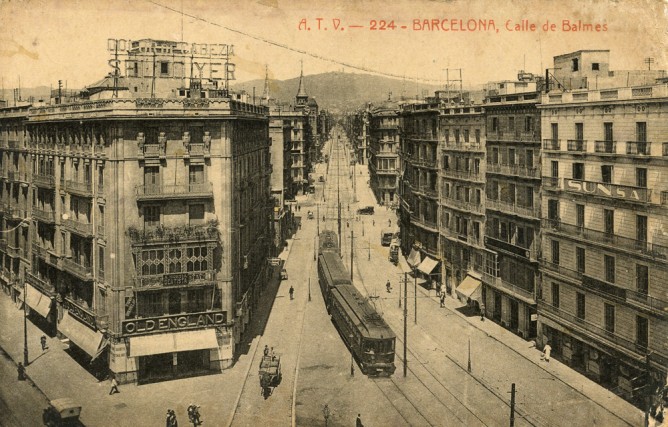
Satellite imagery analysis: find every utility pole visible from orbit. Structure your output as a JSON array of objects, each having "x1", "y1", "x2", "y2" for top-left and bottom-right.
[
  {"x1": 308, "y1": 277, "x2": 312, "y2": 302},
  {"x1": 23, "y1": 279, "x2": 29, "y2": 366},
  {"x1": 350, "y1": 229, "x2": 354, "y2": 283},
  {"x1": 414, "y1": 268, "x2": 417, "y2": 324},
  {"x1": 403, "y1": 270, "x2": 407, "y2": 378},
  {"x1": 645, "y1": 353, "x2": 651, "y2": 427},
  {"x1": 510, "y1": 383, "x2": 516, "y2": 427}
]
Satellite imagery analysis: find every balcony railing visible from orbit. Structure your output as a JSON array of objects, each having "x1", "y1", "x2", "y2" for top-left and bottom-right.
[
  {"x1": 135, "y1": 182, "x2": 214, "y2": 201},
  {"x1": 485, "y1": 199, "x2": 540, "y2": 218},
  {"x1": 33, "y1": 207, "x2": 56, "y2": 223},
  {"x1": 413, "y1": 158, "x2": 438, "y2": 169},
  {"x1": 186, "y1": 143, "x2": 210, "y2": 156},
  {"x1": 541, "y1": 176, "x2": 560, "y2": 190},
  {"x1": 540, "y1": 259, "x2": 583, "y2": 283},
  {"x1": 486, "y1": 163, "x2": 540, "y2": 179},
  {"x1": 567, "y1": 139, "x2": 586, "y2": 152},
  {"x1": 140, "y1": 143, "x2": 165, "y2": 157},
  {"x1": 542, "y1": 139, "x2": 560, "y2": 150},
  {"x1": 626, "y1": 141, "x2": 651, "y2": 156},
  {"x1": 594, "y1": 140, "x2": 616, "y2": 154},
  {"x1": 63, "y1": 218, "x2": 94, "y2": 237},
  {"x1": 6, "y1": 243, "x2": 24, "y2": 259},
  {"x1": 26, "y1": 272, "x2": 52, "y2": 293},
  {"x1": 543, "y1": 219, "x2": 668, "y2": 259},
  {"x1": 538, "y1": 300, "x2": 661, "y2": 361},
  {"x1": 7, "y1": 206, "x2": 28, "y2": 220},
  {"x1": 444, "y1": 169, "x2": 484, "y2": 181},
  {"x1": 127, "y1": 221, "x2": 220, "y2": 245},
  {"x1": 61, "y1": 257, "x2": 93, "y2": 280},
  {"x1": 482, "y1": 271, "x2": 535, "y2": 301},
  {"x1": 32, "y1": 173, "x2": 56, "y2": 187},
  {"x1": 410, "y1": 214, "x2": 438, "y2": 232},
  {"x1": 441, "y1": 197, "x2": 485, "y2": 215},
  {"x1": 65, "y1": 180, "x2": 93, "y2": 197},
  {"x1": 485, "y1": 235, "x2": 538, "y2": 260},
  {"x1": 7, "y1": 171, "x2": 30, "y2": 182}
]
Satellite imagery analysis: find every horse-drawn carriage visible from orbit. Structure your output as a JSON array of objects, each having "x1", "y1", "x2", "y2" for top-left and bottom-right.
[{"x1": 259, "y1": 354, "x2": 282, "y2": 399}]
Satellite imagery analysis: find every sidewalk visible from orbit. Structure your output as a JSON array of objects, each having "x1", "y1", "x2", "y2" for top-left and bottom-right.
[{"x1": 351, "y1": 160, "x2": 643, "y2": 426}]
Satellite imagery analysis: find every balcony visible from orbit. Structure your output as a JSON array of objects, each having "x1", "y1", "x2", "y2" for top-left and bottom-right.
[
  {"x1": 626, "y1": 141, "x2": 651, "y2": 156},
  {"x1": 567, "y1": 139, "x2": 586, "y2": 152},
  {"x1": 65, "y1": 180, "x2": 93, "y2": 197},
  {"x1": 185, "y1": 143, "x2": 210, "y2": 157},
  {"x1": 543, "y1": 219, "x2": 668, "y2": 259},
  {"x1": 482, "y1": 271, "x2": 535, "y2": 302},
  {"x1": 7, "y1": 206, "x2": 28, "y2": 221},
  {"x1": 542, "y1": 139, "x2": 560, "y2": 150},
  {"x1": 441, "y1": 197, "x2": 485, "y2": 215},
  {"x1": 7, "y1": 171, "x2": 30, "y2": 183},
  {"x1": 63, "y1": 217, "x2": 94, "y2": 237},
  {"x1": 444, "y1": 169, "x2": 484, "y2": 182},
  {"x1": 486, "y1": 199, "x2": 540, "y2": 219},
  {"x1": 594, "y1": 140, "x2": 616, "y2": 154},
  {"x1": 26, "y1": 272, "x2": 53, "y2": 294},
  {"x1": 485, "y1": 235, "x2": 538, "y2": 260},
  {"x1": 33, "y1": 207, "x2": 56, "y2": 224},
  {"x1": 139, "y1": 143, "x2": 165, "y2": 158},
  {"x1": 441, "y1": 141, "x2": 484, "y2": 153},
  {"x1": 413, "y1": 158, "x2": 438, "y2": 169},
  {"x1": 6, "y1": 243, "x2": 24, "y2": 259},
  {"x1": 413, "y1": 186, "x2": 438, "y2": 199},
  {"x1": 33, "y1": 173, "x2": 56, "y2": 188},
  {"x1": 133, "y1": 270, "x2": 217, "y2": 289},
  {"x1": 127, "y1": 220, "x2": 220, "y2": 246},
  {"x1": 562, "y1": 179, "x2": 651, "y2": 204},
  {"x1": 135, "y1": 182, "x2": 214, "y2": 201},
  {"x1": 486, "y1": 163, "x2": 540, "y2": 179},
  {"x1": 541, "y1": 259, "x2": 583, "y2": 283},
  {"x1": 61, "y1": 257, "x2": 93, "y2": 280},
  {"x1": 410, "y1": 214, "x2": 439, "y2": 232},
  {"x1": 538, "y1": 300, "x2": 661, "y2": 361}
]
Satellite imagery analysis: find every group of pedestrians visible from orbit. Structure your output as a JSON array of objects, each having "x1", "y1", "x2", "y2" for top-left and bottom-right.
[{"x1": 165, "y1": 404, "x2": 202, "y2": 427}]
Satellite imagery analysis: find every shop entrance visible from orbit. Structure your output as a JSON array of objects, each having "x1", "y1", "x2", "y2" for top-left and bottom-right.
[
  {"x1": 177, "y1": 350, "x2": 209, "y2": 375},
  {"x1": 138, "y1": 353, "x2": 173, "y2": 384},
  {"x1": 509, "y1": 299, "x2": 519, "y2": 331}
]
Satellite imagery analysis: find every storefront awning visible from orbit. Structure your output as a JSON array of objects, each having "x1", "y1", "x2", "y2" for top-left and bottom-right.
[
  {"x1": 58, "y1": 312, "x2": 104, "y2": 358},
  {"x1": 407, "y1": 249, "x2": 421, "y2": 267},
  {"x1": 417, "y1": 257, "x2": 439, "y2": 275},
  {"x1": 456, "y1": 275, "x2": 482, "y2": 303},
  {"x1": 129, "y1": 329, "x2": 218, "y2": 358},
  {"x1": 24, "y1": 283, "x2": 53, "y2": 318}
]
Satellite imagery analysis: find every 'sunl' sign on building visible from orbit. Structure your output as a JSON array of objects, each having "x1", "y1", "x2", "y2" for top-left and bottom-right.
[{"x1": 122, "y1": 311, "x2": 226, "y2": 336}]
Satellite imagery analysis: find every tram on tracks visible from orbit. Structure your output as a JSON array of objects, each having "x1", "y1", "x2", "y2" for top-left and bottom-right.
[{"x1": 317, "y1": 231, "x2": 396, "y2": 376}]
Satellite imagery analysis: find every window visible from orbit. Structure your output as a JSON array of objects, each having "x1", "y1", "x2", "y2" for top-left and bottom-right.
[
  {"x1": 636, "y1": 122, "x2": 647, "y2": 143},
  {"x1": 604, "y1": 209, "x2": 614, "y2": 234},
  {"x1": 524, "y1": 116, "x2": 534, "y2": 132},
  {"x1": 575, "y1": 204, "x2": 585, "y2": 228},
  {"x1": 98, "y1": 246, "x2": 105, "y2": 276},
  {"x1": 189, "y1": 204, "x2": 205, "y2": 225},
  {"x1": 604, "y1": 122, "x2": 613, "y2": 142},
  {"x1": 551, "y1": 282, "x2": 560, "y2": 308},
  {"x1": 547, "y1": 199, "x2": 559, "y2": 221},
  {"x1": 491, "y1": 147, "x2": 499, "y2": 164},
  {"x1": 636, "y1": 168, "x2": 647, "y2": 188},
  {"x1": 604, "y1": 255, "x2": 615, "y2": 283},
  {"x1": 492, "y1": 117, "x2": 498, "y2": 132},
  {"x1": 637, "y1": 215, "x2": 647, "y2": 243},
  {"x1": 601, "y1": 165, "x2": 613, "y2": 183},
  {"x1": 576, "y1": 247, "x2": 586, "y2": 273},
  {"x1": 141, "y1": 250, "x2": 165, "y2": 276},
  {"x1": 144, "y1": 206, "x2": 160, "y2": 228},
  {"x1": 508, "y1": 148, "x2": 516, "y2": 166},
  {"x1": 592, "y1": 63, "x2": 599, "y2": 71},
  {"x1": 572, "y1": 163, "x2": 584, "y2": 180},
  {"x1": 572, "y1": 58, "x2": 579, "y2": 71},
  {"x1": 464, "y1": 129, "x2": 470, "y2": 143},
  {"x1": 186, "y1": 246, "x2": 208, "y2": 272},
  {"x1": 475, "y1": 129, "x2": 480, "y2": 143},
  {"x1": 551, "y1": 240, "x2": 560, "y2": 265},
  {"x1": 473, "y1": 221, "x2": 480, "y2": 242},
  {"x1": 551, "y1": 123, "x2": 558, "y2": 141},
  {"x1": 604, "y1": 303, "x2": 615, "y2": 333},
  {"x1": 636, "y1": 264, "x2": 649, "y2": 294},
  {"x1": 576, "y1": 293, "x2": 585, "y2": 320},
  {"x1": 454, "y1": 129, "x2": 460, "y2": 143},
  {"x1": 551, "y1": 161, "x2": 559, "y2": 178},
  {"x1": 160, "y1": 61, "x2": 169, "y2": 75},
  {"x1": 189, "y1": 165, "x2": 204, "y2": 185},
  {"x1": 508, "y1": 117, "x2": 515, "y2": 131},
  {"x1": 526, "y1": 149, "x2": 534, "y2": 169},
  {"x1": 144, "y1": 166, "x2": 160, "y2": 192},
  {"x1": 636, "y1": 316, "x2": 648, "y2": 348}
]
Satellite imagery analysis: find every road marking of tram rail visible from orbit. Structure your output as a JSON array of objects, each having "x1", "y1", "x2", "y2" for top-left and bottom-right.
[{"x1": 291, "y1": 256, "x2": 313, "y2": 427}]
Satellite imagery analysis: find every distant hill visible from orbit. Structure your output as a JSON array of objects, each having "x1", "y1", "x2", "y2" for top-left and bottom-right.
[{"x1": 232, "y1": 72, "x2": 442, "y2": 112}]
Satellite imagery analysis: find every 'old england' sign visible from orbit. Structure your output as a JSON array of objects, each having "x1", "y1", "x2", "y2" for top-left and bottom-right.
[{"x1": 122, "y1": 311, "x2": 226, "y2": 336}]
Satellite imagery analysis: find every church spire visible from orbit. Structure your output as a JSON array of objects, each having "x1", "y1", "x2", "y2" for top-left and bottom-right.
[{"x1": 296, "y1": 60, "x2": 308, "y2": 105}]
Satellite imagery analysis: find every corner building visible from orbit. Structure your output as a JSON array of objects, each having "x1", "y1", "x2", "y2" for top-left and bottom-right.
[
  {"x1": 538, "y1": 50, "x2": 668, "y2": 405},
  {"x1": 2, "y1": 39, "x2": 272, "y2": 384}
]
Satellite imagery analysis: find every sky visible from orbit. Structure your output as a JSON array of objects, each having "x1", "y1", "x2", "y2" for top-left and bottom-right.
[{"x1": 0, "y1": 0, "x2": 666, "y2": 90}]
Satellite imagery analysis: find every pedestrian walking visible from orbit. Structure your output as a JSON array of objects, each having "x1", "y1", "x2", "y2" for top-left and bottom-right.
[
  {"x1": 264, "y1": 345, "x2": 269, "y2": 357},
  {"x1": 388, "y1": 219, "x2": 391, "y2": 226},
  {"x1": 17, "y1": 362, "x2": 26, "y2": 381},
  {"x1": 289, "y1": 285, "x2": 294, "y2": 300},
  {"x1": 166, "y1": 409, "x2": 178, "y2": 427},
  {"x1": 372, "y1": 219, "x2": 375, "y2": 226},
  {"x1": 541, "y1": 343, "x2": 552, "y2": 362},
  {"x1": 109, "y1": 375, "x2": 120, "y2": 395},
  {"x1": 440, "y1": 293, "x2": 445, "y2": 308},
  {"x1": 386, "y1": 280, "x2": 391, "y2": 293},
  {"x1": 40, "y1": 335, "x2": 48, "y2": 351},
  {"x1": 480, "y1": 303, "x2": 486, "y2": 321},
  {"x1": 356, "y1": 413, "x2": 364, "y2": 427}
]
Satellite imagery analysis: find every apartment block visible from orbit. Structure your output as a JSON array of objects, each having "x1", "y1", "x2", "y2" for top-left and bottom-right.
[{"x1": 368, "y1": 100, "x2": 400, "y2": 205}]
